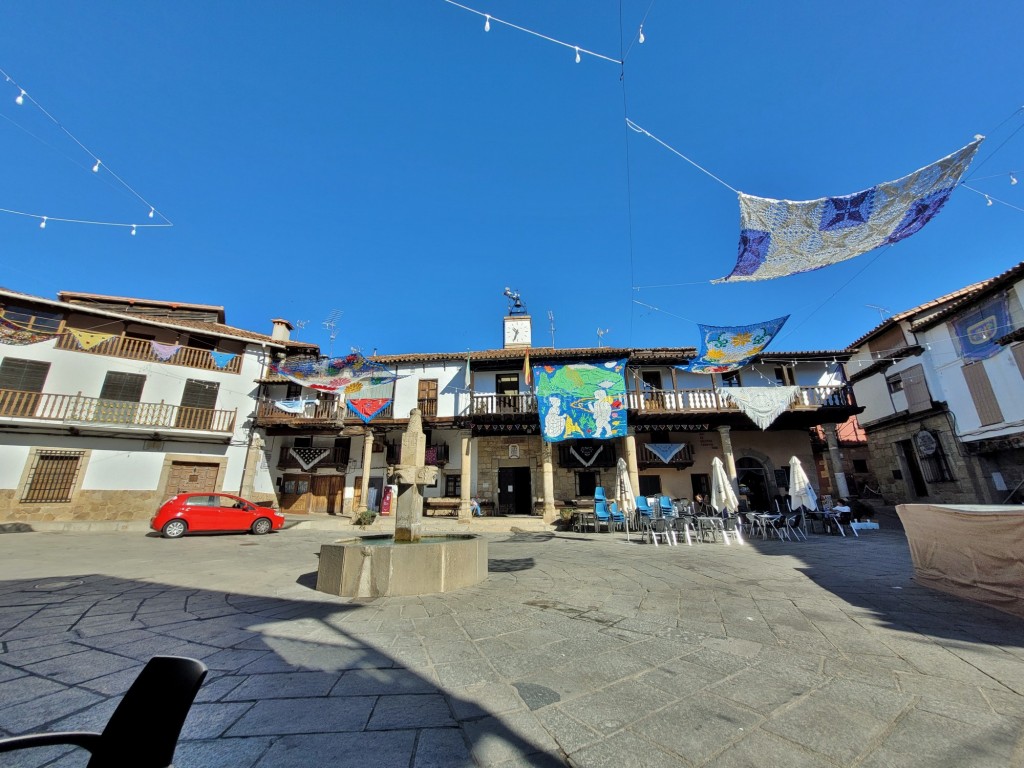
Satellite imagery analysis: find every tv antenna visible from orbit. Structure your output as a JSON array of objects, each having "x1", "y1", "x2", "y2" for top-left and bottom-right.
[
  {"x1": 865, "y1": 304, "x2": 891, "y2": 321},
  {"x1": 322, "y1": 309, "x2": 343, "y2": 356},
  {"x1": 291, "y1": 319, "x2": 308, "y2": 338},
  {"x1": 596, "y1": 327, "x2": 610, "y2": 347},
  {"x1": 547, "y1": 310, "x2": 556, "y2": 348}
]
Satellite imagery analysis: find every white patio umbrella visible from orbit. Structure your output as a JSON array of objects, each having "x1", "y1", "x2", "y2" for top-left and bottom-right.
[
  {"x1": 616, "y1": 457, "x2": 636, "y2": 541},
  {"x1": 788, "y1": 456, "x2": 818, "y2": 512},
  {"x1": 710, "y1": 456, "x2": 739, "y2": 515}
]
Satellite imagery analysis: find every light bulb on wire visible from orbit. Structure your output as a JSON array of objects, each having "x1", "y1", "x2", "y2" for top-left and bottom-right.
[
  {"x1": 484, "y1": 14, "x2": 490, "y2": 31},
  {"x1": 1011, "y1": 174, "x2": 1018, "y2": 186},
  {"x1": 15, "y1": 89, "x2": 25, "y2": 106},
  {"x1": 130, "y1": 225, "x2": 137, "y2": 236},
  {"x1": 92, "y1": 159, "x2": 101, "y2": 173},
  {"x1": 575, "y1": 46, "x2": 581, "y2": 63},
  {"x1": 39, "y1": 217, "x2": 46, "y2": 230},
  {"x1": 986, "y1": 195, "x2": 994, "y2": 207},
  {"x1": 148, "y1": 207, "x2": 155, "y2": 219},
  {"x1": 638, "y1": 25, "x2": 645, "y2": 44}
]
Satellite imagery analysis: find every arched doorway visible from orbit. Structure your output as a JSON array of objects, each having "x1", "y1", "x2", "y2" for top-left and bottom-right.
[{"x1": 736, "y1": 457, "x2": 771, "y2": 512}]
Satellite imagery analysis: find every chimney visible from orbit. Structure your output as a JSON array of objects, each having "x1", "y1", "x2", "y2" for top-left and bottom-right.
[{"x1": 271, "y1": 318, "x2": 293, "y2": 342}]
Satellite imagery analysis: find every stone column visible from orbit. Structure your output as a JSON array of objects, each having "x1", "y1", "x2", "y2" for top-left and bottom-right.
[
  {"x1": 823, "y1": 423, "x2": 850, "y2": 498},
  {"x1": 541, "y1": 440, "x2": 556, "y2": 523},
  {"x1": 459, "y1": 431, "x2": 473, "y2": 520},
  {"x1": 357, "y1": 428, "x2": 374, "y2": 514},
  {"x1": 391, "y1": 409, "x2": 436, "y2": 543},
  {"x1": 717, "y1": 425, "x2": 739, "y2": 491},
  {"x1": 239, "y1": 431, "x2": 264, "y2": 499},
  {"x1": 624, "y1": 433, "x2": 640, "y2": 501}
]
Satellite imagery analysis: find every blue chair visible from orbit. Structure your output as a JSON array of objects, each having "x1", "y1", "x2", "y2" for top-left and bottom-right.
[
  {"x1": 609, "y1": 501, "x2": 625, "y2": 531},
  {"x1": 593, "y1": 500, "x2": 611, "y2": 532},
  {"x1": 594, "y1": 487, "x2": 607, "y2": 502},
  {"x1": 635, "y1": 495, "x2": 653, "y2": 520}
]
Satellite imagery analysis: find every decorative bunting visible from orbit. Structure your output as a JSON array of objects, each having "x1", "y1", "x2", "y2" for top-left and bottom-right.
[
  {"x1": 952, "y1": 293, "x2": 1010, "y2": 362},
  {"x1": 346, "y1": 398, "x2": 392, "y2": 424},
  {"x1": 681, "y1": 315, "x2": 789, "y2": 373},
  {"x1": 569, "y1": 445, "x2": 604, "y2": 467},
  {"x1": 210, "y1": 351, "x2": 236, "y2": 369},
  {"x1": 0, "y1": 316, "x2": 60, "y2": 346},
  {"x1": 715, "y1": 137, "x2": 983, "y2": 282},
  {"x1": 270, "y1": 353, "x2": 400, "y2": 392},
  {"x1": 289, "y1": 447, "x2": 331, "y2": 470},
  {"x1": 534, "y1": 359, "x2": 627, "y2": 442},
  {"x1": 644, "y1": 443, "x2": 686, "y2": 464},
  {"x1": 723, "y1": 386, "x2": 801, "y2": 430},
  {"x1": 273, "y1": 399, "x2": 315, "y2": 414},
  {"x1": 67, "y1": 328, "x2": 114, "y2": 350},
  {"x1": 150, "y1": 341, "x2": 181, "y2": 361}
]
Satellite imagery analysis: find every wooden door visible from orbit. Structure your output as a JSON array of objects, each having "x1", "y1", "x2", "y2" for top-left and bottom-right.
[
  {"x1": 279, "y1": 474, "x2": 311, "y2": 514},
  {"x1": 352, "y1": 477, "x2": 363, "y2": 513},
  {"x1": 417, "y1": 379, "x2": 438, "y2": 417},
  {"x1": 165, "y1": 462, "x2": 219, "y2": 496},
  {"x1": 310, "y1": 475, "x2": 344, "y2": 515}
]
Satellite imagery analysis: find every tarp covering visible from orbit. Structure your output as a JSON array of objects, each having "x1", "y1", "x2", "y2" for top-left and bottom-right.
[
  {"x1": 896, "y1": 504, "x2": 1024, "y2": 619},
  {"x1": 680, "y1": 315, "x2": 788, "y2": 373},
  {"x1": 951, "y1": 293, "x2": 1010, "y2": 362},
  {"x1": 715, "y1": 137, "x2": 982, "y2": 282},
  {"x1": 533, "y1": 359, "x2": 627, "y2": 442}
]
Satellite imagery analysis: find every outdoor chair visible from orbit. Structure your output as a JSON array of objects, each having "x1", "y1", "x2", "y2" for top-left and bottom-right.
[
  {"x1": 635, "y1": 495, "x2": 653, "y2": 525},
  {"x1": 593, "y1": 501, "x2": 612, "y2": 532},
  {"x1": 608, "y1": 501, "x2": 626, "y2": 531},
  {"x1": 658, "y1": 496, "x2": 674, "y2": 517},
  {"x1": 785, "y1": 513, "x2": 807, "y2": 541},
  {"x1": 672, "y1": 513, "x2": 697, "y2": 546},
  {"x1": 594, "y1": 487, "x2": 607, "y2": 502},
  {"x1": 0, "y1": 655, "x2": 207, "y2": 768},
  {"x1": 641, "y1": 508, "x2": 674, "y2": 546},
  {"x1": 768, "y1": 514, "x2": 791, "y2": 541},
  {"x1": 720, "y1": 514, "x2": 744, "y2": 546}
]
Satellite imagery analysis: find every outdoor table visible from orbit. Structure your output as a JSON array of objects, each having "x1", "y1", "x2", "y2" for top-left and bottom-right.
[{"x1": 751, "y1": 513, "x2": 782, "y2": 540}]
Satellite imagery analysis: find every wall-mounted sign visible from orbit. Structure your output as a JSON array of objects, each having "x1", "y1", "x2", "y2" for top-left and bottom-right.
[
  {"x1": 915, "y1": 430, "x2": 938, "y2": 457},
  {"x1": 508, "y1": 444, "x2": 520, "y2": 459}
]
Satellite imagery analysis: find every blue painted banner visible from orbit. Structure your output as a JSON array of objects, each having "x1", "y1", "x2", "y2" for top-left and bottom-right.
[{"x1": 533, "y1": 359, "x2": 627, "y2": 442}]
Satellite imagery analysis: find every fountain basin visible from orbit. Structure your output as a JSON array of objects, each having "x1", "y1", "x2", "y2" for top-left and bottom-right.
[{"x1": 316, "y1": 534, "x2": 488, "y2": 597}]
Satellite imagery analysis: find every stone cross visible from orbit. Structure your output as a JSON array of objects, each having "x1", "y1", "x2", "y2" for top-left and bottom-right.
[{"x1": 389, "y1": 408, "x2": 438, "y2": 543}]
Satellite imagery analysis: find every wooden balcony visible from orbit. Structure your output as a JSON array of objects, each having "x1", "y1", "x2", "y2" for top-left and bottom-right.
[
  {"x1": 637, "y1": 442, "x2": 695, "y2": 470},
  {"x1": 470, "y1": 393, "x2": 538, "y2": 416},
  {"x1": 254, "y1": 398, "x2": 395, "y2": 428},
  {"x1": 55, "y1": 332, "x2": 244, "y2": 374},
  {"x1": 0, "y1": 389, "x2": 236, "y2": 433},
  {"x1": 627, "y1": 385, "x2": 855, "y2": 414},
  {"x1": 277, "y1": 446, "x2": 351, "y2": 470}
]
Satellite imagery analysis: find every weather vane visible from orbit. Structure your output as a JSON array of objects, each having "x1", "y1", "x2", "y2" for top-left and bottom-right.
[{"x1": 503, "y1": 287, "x2": 527, "y2": 316}]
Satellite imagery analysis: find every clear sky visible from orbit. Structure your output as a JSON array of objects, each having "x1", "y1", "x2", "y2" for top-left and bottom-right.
[{"x1": 2, "y1": 2, "x2": 1022, "y2": 357}]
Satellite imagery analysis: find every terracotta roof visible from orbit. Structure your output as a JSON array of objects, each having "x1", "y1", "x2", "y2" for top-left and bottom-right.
[
  {"x1": 370, "y1": 346, "x2": 699, "y2": 366},
  {"x1": 846, "y1": 280, "x2": 994, "y2": 349},
  {"x1": 910, "y1": 260, "x2": 1024, "y2": 332},
  {"x1": 759, "y1": 350, "x2": 853, "y2": 362},
  {"x1": 57, "y1": 290, "x2": 226, "y2": 323}
]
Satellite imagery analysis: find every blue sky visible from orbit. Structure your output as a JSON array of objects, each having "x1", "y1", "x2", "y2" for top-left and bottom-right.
[{"x1": 2, "y1": 2, "x2": 1023, "y2": 357}]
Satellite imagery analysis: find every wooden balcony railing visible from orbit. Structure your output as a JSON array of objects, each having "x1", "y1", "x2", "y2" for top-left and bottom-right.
[
  {"x1": 626, "y1": 385, "x2": 854, "y2": 414},
  {"x1": 277, "y1": 446, "x2": 351, "y2": 470},
  {"x1": 55, "y1": 332, "x2": 244, "y2": 374},
  {"x1": 637, "y1": 442, "x2": 695, "y2": 470},
  {"x1": 255, "y1": 398, "x2": 345, "y2": 425},
  {"x1": 417, "y1": 397, "x2": 438, "y2": 417},
  {"x1": 471, "y1": 393, "x2": 538, "y2": 416},
  {"x1": 0, "y1": 389, "x2": 236, "y2": 432}
]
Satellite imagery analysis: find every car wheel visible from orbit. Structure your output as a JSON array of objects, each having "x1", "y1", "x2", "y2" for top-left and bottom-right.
[
  {"x1": 162, "y1": 519, "x2": 187, "y2": 539},
  {"x1": 251, "y1": 517, "x2": 272, "y2": 535}
]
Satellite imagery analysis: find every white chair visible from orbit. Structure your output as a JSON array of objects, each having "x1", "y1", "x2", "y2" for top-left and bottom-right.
[{"x1": 720, "y1": 514, "x2": 744, "y2": 546}]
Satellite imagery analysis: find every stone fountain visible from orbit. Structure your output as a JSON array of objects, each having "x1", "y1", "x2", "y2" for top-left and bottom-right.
[{"x1": 316, "y1": 409, "x2": 488, "y2": 597}]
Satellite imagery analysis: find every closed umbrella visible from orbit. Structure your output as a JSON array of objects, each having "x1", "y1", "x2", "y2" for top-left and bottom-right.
[
  {"x1": 710, "y1": 456, "x2": 739, "y2": 515},
  {"x1": 788, "y1": 456, "x2": 817, "y2": 512},
  {"x1": 616, "y1": 458, "x2": 636, "y2": 541}
]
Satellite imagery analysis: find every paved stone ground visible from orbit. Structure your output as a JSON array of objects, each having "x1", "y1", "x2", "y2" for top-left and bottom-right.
[{"x1": 0, "y1": 526, "x2": 1022, "y2": 767}]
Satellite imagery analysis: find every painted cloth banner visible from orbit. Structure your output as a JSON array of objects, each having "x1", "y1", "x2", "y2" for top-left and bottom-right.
[
  {"x1": 645, "y1": 443, "x2": 687, "y2": 464},
  {"x1": 680, "y1": 315, "x2": 789, "y2": 373},
  {"x1": 289, "y1": 447, "x2": 330, "y2": 470},
  {"x1": 270, "y1": 353, "x2": 400, "y2": 392},
  {"x1": 210, "y1": 351, "x2": 236, "y2": 369},
  {"x1": 723, "y1": 386, "x2": 801, "y2": 430},
  {"x1": 274, "y1": 399, "x2": 315, "y2": 414},
  {"x1": 67, "y1": 328, "x2": 114, "y2": 350},
  {"x1": 952, "y1": 293, "x2": 1010, "y2": 362},
  {"x1": 533, "y1": 359, "x2": 627, "y2": 442},
  {"x1": 0, "y1": 316, "x2": 60, "y2": 346},
  {"x1": 346, "y1": 398, "x2": 392, "y2": 424},
  {"x1": 715, "y1": 137, "x2": 982, "y2": 283},
  {"x1": 150, "y1": 341, "x2": 181, "y2": 361}
]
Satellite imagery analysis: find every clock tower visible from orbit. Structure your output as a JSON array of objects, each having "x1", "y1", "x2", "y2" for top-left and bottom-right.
[{"x1": 502, "y1": 287, "x2": 532, "y2": 349}]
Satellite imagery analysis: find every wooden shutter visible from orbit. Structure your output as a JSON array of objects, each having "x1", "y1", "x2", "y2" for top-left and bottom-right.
[
  {"x1": 181, "y1": 379, "x2": 219, "y2": 409},
  {"x1": 1013, "y1": 344, "x2": 1024, "y2": 379},
  {"x1": 961, "y1": 363, "x2": 1004, "y2": 426},
  {"x1": 99, "y1": 372, "x2": 145, "y2": 402},
  {"x1": 0, "y1": 358, "x2": 50, "y2": 392},
  {"x1": 900, "y1": 365, "x2": 932, "y2": 413}
]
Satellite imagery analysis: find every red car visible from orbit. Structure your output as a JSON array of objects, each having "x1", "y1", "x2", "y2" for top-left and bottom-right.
[{"x1": 152, "y1": 492, "x2": 286, "y2": 538}]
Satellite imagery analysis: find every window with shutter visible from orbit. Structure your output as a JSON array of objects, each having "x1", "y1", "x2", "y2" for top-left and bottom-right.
[
  {"x1": 1013, "y1": 344, "x2": 1024, "y2": 379},
  {"x1": 961, "y1": 363, "x2": 1004, "y2": 426},
  {"x1": 177, "y1": 379, "x2": 219, "y2": 430},
  {"x1": 99, "y1": 372, "x2": 145, "y2": 402},
  {"x1": 0, "y1": 358, "x2": 50, "y2": 392},
  {"x1": 900, "y1": 365, "x2": 932, "y2": 413}
]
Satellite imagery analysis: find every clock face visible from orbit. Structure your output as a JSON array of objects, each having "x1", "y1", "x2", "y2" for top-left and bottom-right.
[{"x1": 504, "y1": 319, "x2": 530, "y2": 344}]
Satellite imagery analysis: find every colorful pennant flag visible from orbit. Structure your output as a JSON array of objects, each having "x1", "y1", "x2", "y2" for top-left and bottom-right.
[
  {"x1": 210, "y1": 351, "x2": 236, "y2": 369},
  {"x1": 533, "y1": 359, "x2": 627, "y2": 442},
  {"x1": 346, "y1": 398, "x2": 392, "y2": 424},
  {"x1": 67, "y1": 328, "x2": 115, "y2": 350},
  {"x1": 289, "y1": 447, "x2": 331, "y2": 470},
  {"x1": 680, "y1": 315, "x2": 789, "y2": 373},
  {"x1": 150, "y1": 341, "x2": 181, "y2": 361}
]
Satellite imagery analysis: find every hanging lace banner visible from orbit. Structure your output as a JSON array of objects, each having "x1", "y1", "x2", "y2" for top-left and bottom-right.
[
  {"x1": 724, "y1": 386, "x2": 801, "y2": 430},
  {"x1": 0, "y1": 316, "x2": 61, "y2": 346},
  {"x1": 644, "y1": 443, "x2": 686, "y2": 464},
  {"x1": 150, "y1": 341, "x2": 181, "y2": 361},
  {"x1": 534, "y1": 359, "x2": 627, "y2": 442},
  {"x1": 270, "y1": 353, "x2": 401, "y2": 392},
  {"x1": 289, "y1": 447, "x2": 331, "y2": 470},
  {"x1": 346, "y1": 398, "x2": 392, "y2": 424},
  {"x1": 952, "y1": 293, "x2": 1010, "y2": 362},
  {"x1": 714, "y1": 137, "x2": 982, "y2": 283},
  {"x1": 679, "y1": 315, "x2": 789, "y2": 373},
  {"x1": 273, "y1": 399, "x2": 315, "y2": 414}
]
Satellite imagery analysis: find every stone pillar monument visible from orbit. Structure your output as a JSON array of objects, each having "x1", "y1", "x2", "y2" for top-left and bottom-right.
[
  {"x1": 390, "y1": 408, "x2": 438, "y2": 543},
  {"x1": 541, "y1": 441, "x2": 556, "y2": 523},
  {"x1": 459, "y1": 431, "x2": 473, "y2": 520},
  {"x1": 824, "y1": 423, "x2": 851, "y2": 498},
  {"x1": 357, "y1": 428, "x2": 374, "y2": 514}
]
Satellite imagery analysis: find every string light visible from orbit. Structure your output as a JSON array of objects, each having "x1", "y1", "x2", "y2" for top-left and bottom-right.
[
  {"x1": 148, "y1": 207, "x2": 155, "y2": 219},
  {"x1": 484, "y1": 13, "x2": 490, "y2": 31},
  {"x1": 575, "y1": 46, "x2": 581, "y2": 63},
  {"x1": 638, "y1": 25, "x2": 645, "y2": 44},
  {"x1": 92, "y1": 159, "x2": 101, "y2": 173},
  {"x1": 1012, "y1": 174, "x2": 1018, "y2": 185},
  {"x1": 39, "y1": 217, "x2": 46, "y2": 229},
  {"x1": 986, "y1": 195, "x2": 994, "y2": 206},
  {"x1": 15, "y1": 89, "x2": 25, "y2": 106},
  {"x1": 131, "y1": 225, "x2": 137, "y2": 236}
]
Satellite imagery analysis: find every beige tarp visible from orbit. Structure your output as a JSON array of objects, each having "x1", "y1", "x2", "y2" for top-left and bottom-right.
[{"x1": 896, "y1": 504, "x2": 1024, "y2": 619}]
